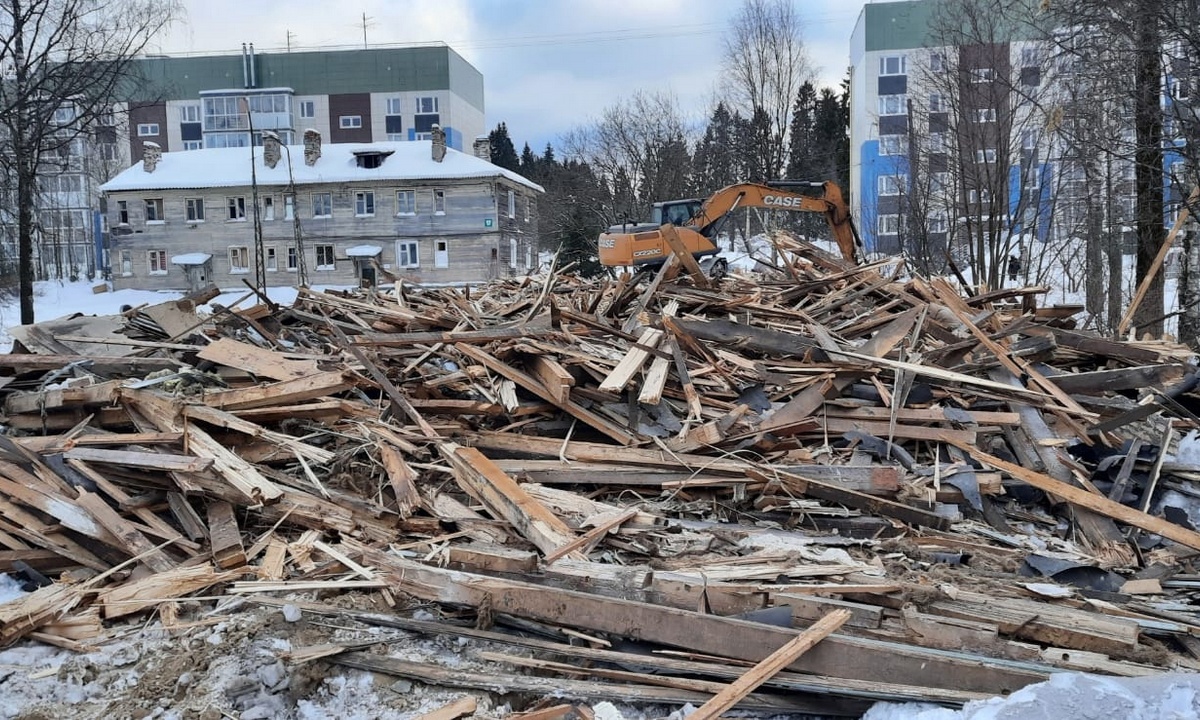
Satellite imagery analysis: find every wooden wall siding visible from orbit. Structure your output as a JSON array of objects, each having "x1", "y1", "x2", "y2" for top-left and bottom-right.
[
  {"x1": 328, "y1": 93, "x2": 373, "y2": 144},
  {"x1": 105, "y1": 177, "x2": 538, "y2": 291},
  {"x1": 128, "y1": 102, "x2": 168, "y2": 162}
]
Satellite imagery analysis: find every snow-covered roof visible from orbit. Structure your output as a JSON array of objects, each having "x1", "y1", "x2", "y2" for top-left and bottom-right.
[
  {"x1": 171, "y1": 253, "x2": 212, "y2": 266},
  {"x1": 100, "y1": 141, "x2": 544, "y2": 194},
  {"x1": 345, "y1": 245, "x2": 382, "y2": 257}
]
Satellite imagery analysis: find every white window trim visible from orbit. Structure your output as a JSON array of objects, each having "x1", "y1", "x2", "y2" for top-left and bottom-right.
[
  {"x1": 879, "y1": 55, "x2": 907, "y2": 76},
  {"x1": 315, "y1": 244, "x2": 336, "y2": 271},
  {"x1": 355, "y1": 190, "x2": 376, "y2": 218},
  {"x1": 976, "y1": 148, "x2": 998, "y2": 164},
  {"x1": 397, "y1": 240, "x2": 420, "y2": 268},
  {"x1": 396, "y1": 190, "x2": 417, "y2": 216},
  {"x1": 228, "y1": 246, "x2": 250, "y2": 274},
  {"x1": 339, "y1": 115, "x2": 362, "y2": 129},
  {"x1": 877, "y1": 214, "x2": 903, "y2": 235},
  {"x1": 312, "y1": 193, "x2": 332, "y2": 219},
  {"x1": 226, "y1": 196, "x2": 247, "y2": 222},
  {"x1": 974, "y1": 108, "x2": 997, "y2": 123},
  {"x1": 433, "y1": 189, "x2": 446, "y2": 216},
  {"x1": 971, "y1": 67, "x2": 994, "y2": 83},
  {"x1": 186, "y1": 198, "x2": 205, "y2": 223},
  {"x1": 137, "y1": 123, "x2": 159, "y2": 137},
  {"x1": 265, "y1": 246, "x2": 278, "y2": 272},
  {"x1": 147, "y1": 250, "x2": 168, "y2": 276},
  {"x1": 119, "y1": 250, "x2": 133, "y2": 277},
  {"x1": 878, "y1": 174, "x2": 905, "y2": 197}
]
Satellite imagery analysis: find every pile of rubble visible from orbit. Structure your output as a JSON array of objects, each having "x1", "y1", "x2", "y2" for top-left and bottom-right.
[{"x1": 2, "y1": 233, "x2": 1200, "y2": 717}]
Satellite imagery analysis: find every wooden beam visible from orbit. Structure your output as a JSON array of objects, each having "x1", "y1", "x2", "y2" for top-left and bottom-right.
[
  {"x1": 689, "y1": 609, "x2": 852, "y2": 720},
  {"x1": 201, "y1": 372, "x2": 354, "y2": 411},
  {"x1": 1120, "y1": 185, "x2": 1200, "y2": 336},
  {"x1": 379, "y1": 443, "x2": 421, "y2": 519},
  {"x1": 659, "y1": 223, "x2": 711, "y2": 288},
  {"x1": 206, "y1": 500, "x2": 247, "y2": 570},
  {"x1": 527, "y1": 355, "x2": 575, "y2": 405},
  {"x1": 415, "y1": 697, "x2": 477, "y2": 720},
  {"x1": 62, "y1": 447, "x2": 212, "y2": 473}
]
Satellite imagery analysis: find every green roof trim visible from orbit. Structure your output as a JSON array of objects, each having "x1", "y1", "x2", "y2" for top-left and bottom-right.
[{"x1": 124, "y1": 46, "x2": 484, "y2": 111}]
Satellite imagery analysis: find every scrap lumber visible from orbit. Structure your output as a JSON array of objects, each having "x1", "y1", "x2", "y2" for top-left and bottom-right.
[
  {"x1": 206, "y1": 500, "x2": 247, "y2": 569},
  {"x1": 1119, "y1": 185, "x2": 1200, "y2": 336}
]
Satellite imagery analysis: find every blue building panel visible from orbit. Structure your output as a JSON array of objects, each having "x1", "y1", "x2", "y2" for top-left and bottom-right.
[{"x1": 859, "y1": 139, "x2": 911, "y2": 253}]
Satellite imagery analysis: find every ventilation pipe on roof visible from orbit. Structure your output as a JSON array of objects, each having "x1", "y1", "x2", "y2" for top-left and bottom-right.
[
  {"x1": 473, "y1": 136, "x2": 491, "y2": 162},
  {"x1": 241, "y1": 43, "x2": 249, "y2": 88},
  {"x1": 249, "y1": 43, "x2": 256, "y2": 88},
  {"x1": 142, "y1": 141, "x2": 162, "y2": 172},
  {"x1": 303, "y1": 128, "x2": 321, "y2": 166},
  {"x1": 431, "y1": 124, "x2": 446, "y2": 163},
  {"x1": 263, "y1": 131, "x2": 281, "y2": 168}
]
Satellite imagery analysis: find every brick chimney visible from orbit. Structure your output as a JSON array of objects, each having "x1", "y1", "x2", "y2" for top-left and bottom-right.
[
  {"x1": 431, "y1": 124, "x2": 446, "y2": 163},
  {"x1": 472, "y1": 136, "x2": 491, "y2": 162},
  {"x1": 303, "y1": 129, "x2": 321, "y2": 167},
  {"x1": 262, "y1": 131, "x2": 281, "y2": 169},
  {"x1": 142, "y1": 141, "x2": 161, "y2": 172}
]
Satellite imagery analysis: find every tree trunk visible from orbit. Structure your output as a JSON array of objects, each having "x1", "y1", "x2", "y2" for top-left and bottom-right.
[
  {"x1": 13, "y1": 1, "x2": 34, "y2": 325},
  {"x1": 1132, "y1": 0, "x2": 1166, "y2": 338},
  {"x1": 1181, "y1": 229, "x2": 1200, "y2": 347}
]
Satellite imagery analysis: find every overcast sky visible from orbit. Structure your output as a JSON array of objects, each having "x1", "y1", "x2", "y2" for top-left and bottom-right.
[{"x1": 158, "y1": 0, "x2": 865, "y2": 152}]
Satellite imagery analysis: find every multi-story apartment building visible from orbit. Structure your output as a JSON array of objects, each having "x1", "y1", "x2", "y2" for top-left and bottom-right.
[
  {"x1": 848, "y1": 0, "x2": 1190, "y2": 267},
  {"x1": 27, "y1": 43, "x2": 485, "y2": 282},
  {"x1": 98, "y1": 129, "x2": 540, "y2": 291}
]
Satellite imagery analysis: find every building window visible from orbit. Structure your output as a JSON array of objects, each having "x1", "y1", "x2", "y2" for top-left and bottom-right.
[
  {"x1": 53, "y1": 105, "x2": 75, "y2": 125},
  {"x1": 263, "y1": 196, "x2": 275, "y2": 221},
  {"x1": 1021, "y1": 47, "x2": 1039, "y2": 67},
  {"x1": 879, "y1": 55, "x2": 907, "y2": 76},
  {"x1": 315, "y1": 244, "x2": 335, "y2": 270},
  {"x1": 1021, "y1": 130, "x2": 1039, "y2": 150},
  {"x1": 287, "y1": 246, "x2": 298, "y2": 271},
  {"x1": 266, "y1": 246, "x2": 277, "y2": 271},
  {"x1": 928, "y1": 92, "x2": 945, "y2": 113},
  {"x1": 144, "y1": 198, "x2": 164, "y2": 222},
  {"x1": 1024, "y1": 164, "x2": 1040, "y2": 189},
  {"x1": 931, "y1": 172, "x2": 951, "y2": 194},
  {"x1": 226, "y1": 196, "x2": 246, "y2": 221},
  {"x1": 929, "y1": 213, "x2": 948, "y2": 233},
  {"x1": 930, "y1": 51, "x2": 946, "y2": 73},
  {"x1": 879, "y1": 135, "x2": 904, "y2": 156},
  {"x1": 182, "y1": 140, "x2": 202, "y2": 151},
  {"x1": 976, "y1": 148, "x2": 998, "y2": 164},
  {"x1": 397, "y1": 240, "x2": 419, "y2": 267},
  {"x1": 284, "y1": 194, "x2": 295, "y2": 220},
  {"x1": 416, "y1": 96, "x2": 439, "y2": 113},
  {"x1": 117, "y1": 200, "x2": 129, "y2": 224},
  {"x1": 433, "y1": 188, "x2": 445, "y2": 214},
  {"x1": 137, "y1": 123, "x2": 159, "y2": 136},
  {"x1": 312, "y1": 192, "x2": 332, "y2": 218},
  {"x1": 396, "y1": 189, "x2": 416, "y2": 215},
  {"x1": 877, "y1": 214, "x2": 903, "y2": 235},
  {"x1": 339, "y1": 115, "x2": 362, "y2": 129},
  {"x1": 386, "y1": 97, "x2": 402, "y2": 115},
  {"x1": 878, "y1": 174, "x2": 905, "y2": 196},
  {"x1": 355, "y1": 190, "x2": 375, "y2": 217},
  {"x1": 298, "y1": 100, "x2": 315, "y2": 119},
  {"x1": 968, "y1": 188, "x2": 993, "y2": 203},
  {"x1": 186, "y1": 197, "x2": 205, "y2": 222},
  {"x1": 120, "y1": 249, "x2": 132, "y2": 276},
  {"x1": 974, "y1": 108, "x2": 997, "y2": 123},
  {"x1": 878, "y1": 94, "x2": 907, "y2": 116},
  {"x1": 507, "y1": 190, "x2": 516, "y2": 218},
  {"x1": 148, "y1": 250, "x2": 168, "y2": 275},
  {"x1": 229, "y1": 246, "x2": 249, "y2": 273},
  {"x1": 929, "y1": 133, "x2": 948, "y2": 153},
  {"x1": 971, "y1": 67, "x2": 994, "y2": 83},
  {"x1": 179, "y1": 105, "x2": 199, "y2": 123}
]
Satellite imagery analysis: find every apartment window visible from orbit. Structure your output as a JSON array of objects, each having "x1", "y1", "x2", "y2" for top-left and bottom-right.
[
  {"x1": 284, "y1": 194, "x2": 295, "y2": 220},
  {"x1": 298, "y1": 100, "x2": 315, "y2": 119},
  {"x1": 312, "y1": 192, "x2": 332, "y2": 218},
  {"x1": 1024, "y1": 164, "x2": 1040, "y2": 189},
  {"x1": 433, "y1": 188, "x2": 446, "y2": 214},
  {"x1": 339, "y1": 115, "x2": 362, "y2": 129},
  {"x1": 119, "y1": 249, "x2": 132, "y2": 276},
  {"x1": 179, "y1": 105, "x2": 200, "y2": 123},
  {"x1": 973, "y1": 108, "x2": 997, "y2": 123},
  {"x1": 182, "y1": 140, "x2": 202, "y2": 151},
  {"x1": 266, "y1": 246, "x2": 278, "y2": 271},
  {"x1": 878, "y1": 94, "x2": 907, "y2": 116},
  {"x1": 416, "y1": 96, "x2": 439, "y2": 113},
  {"x1": 976, "y1": 148, "x2": 998, "y2": 163},
  {"x1": 929, "y1": 133, "x2": 948, "y2": 153},
  {"x1": 1174, "y1": 78, "x2": 1191, "y2": 101},
  {"x1": 116, "y1": 200, "x2": 129, "y2": 224},
  {"x1": 286, "y1": 247, "x2": 298, "y2": 271},
  {"x1": 226, "y1": 196, "x2": 246, "y2": 221},
  {"x1": 397, "y1": 240, "x2": 420, "y2": 267},
  {"x1": 137, "y1": 123, "x2": 159, "y2": 136},
  {"x1": 879, "y1": 55, "x2": 907, "y2": 76},
  {"x1": 386, "y1": 97, "x2": 402, "y2": 115},
  {"x1": 315, "y1": 244, "x2": 335, "y2": 270},
  {"x1": 1021, "y1": 130, "x2": 1039, "y2": 150},
  {"x1": 968, "y1": 188, "x2": 993, "y2": 203},
  {"x1": 53, "y1": 105, "x2": 75, "y2": 125},
  {"x1": 930, "y1": 51, "x2": 946, "y2": 73},
  {"x1": 1021, "y1": 47, "x2": 1040, "y2": 67},
  {"x1": 970, "y1": 68, "x2": 994, "y2": 83},
  {"x1": 355, "y1": 191, "x2": 375, "y2": 217},
  {"x1": 877, "y1": 214, "x2": 903, "y2": 235},
  {"x1": 929, "y1": 213, "x2": 948, "y2": 233},
  {"x1": 147, "y1": 250, "x2": 168, "y2": 275},
  {"x1": 879, "y1": 135, "x2": 904, "y2": 156},
  {"x1": 928, "y1": 92, "x2": 945, "y2": 113},
  {"x1": 263, "y1": 196, "x2": 275, "y2": 221},
  {"x1": 144, "y1": 198, "x2": 164, "y2": 222},
  {"x1": 186, "y1": 197, "x2": 205, "y2": 222},
  {"x1": 878, "y1": 174, "x2": 905, "y2": 196},
  {"x1": 396, "y1": 189, "x2": 416, "y2": 215},
  {"x1": 931, "y1": 172, "x2": 951, "y2": 194},
  {"x1": 507, "y1": 190, "x2": 516, "y2": 218},
  {"x1": 229, "y1": 246, "x2": 249, "y2": 273}
]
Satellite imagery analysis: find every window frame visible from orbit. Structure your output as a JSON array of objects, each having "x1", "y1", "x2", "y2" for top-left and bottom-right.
[
  {"x1": 928, "y1": 92, "x2": 945, "y2": 113},
  {"x1": 147, "y1": 249, "x2": 168, "y2": 275},
  {"x1": 226, "y1": 196, "x2": 247, "y2": 222},
  {"x1": 263, "y1": 196, "x2": 275, "y2": 221},
  {"x1": 284, "y1": 194, "x2": 295, "y2": 221},
  {"x1": 507, "y1": 190, "x2": 516, "y2": 218},
  {"x1": 879, "y1": 135, "x2": 904, "y2": 156},
  {"x1": 385, "y1": 97, "x2": 402, "y2": 115},
  {"x1": 877, "y1": 214, "x2": 903, "y2": 235},
  {"x1": 311, "y1": 192, "x2": 332, "y2": 218},
  {"x1": 355, "y1": 190, "x2": 376, "y2": 217},
  {"x1": 144, "y1": 198, "x2": 164, "y2": 223},
  {"x1": 879, "y1": 55, "x2": 907, "y2": 76},
  {"x1": 339, "y1": 115, "x2": 362, "y2": 129},
  {"x1": 137, "y1": 123, "x2": 159, "y2": 137},
  {"x1": 286, "y1": 246, "x2": 298, "y2": 272},
  {"x1": 975, "y1": 148, "x2": 998, "y2": 164},
  {"x1": 298, "y1": 100, "x2": 315, "y2": 119},
  {"x1": 186, "y1": 197, "x2": 205, "y2": 222},
  {"x1": 970, "y1": 67, "x2": 994, "y2": 83},
  {"x1": 117, "y1": 200, "x2": 129, "y2": 224},
  {"x1": 397, "y1": 240, "x2": 420, "y2": 268},
  {"x1": 228, "y1": 245, "x2": 250, "y2": 274},
  {"x1": 396, "y1": 189, "x2": 416, "y2": 215},
  {"x1": 119, "y1": 249, "x2": 133, "y2": 276},
  {"x1": 878, "y1": 94, "x2": 907, "y2": 116},
  {"x1": 877, "y1": 174, "x2": 905, "y2": 197},
  {"x1": 265, "y1": 246, "x2": 278, "y2": 271},
  {"x1": 973, "y1": 108, "x2": 997, "y2": 123},
  {"x1": 433, "y1": 188, "x2": 446, "y2": 215},
  {"x1": 315, "y1": 243, "x2": 336, "y2": 270}
]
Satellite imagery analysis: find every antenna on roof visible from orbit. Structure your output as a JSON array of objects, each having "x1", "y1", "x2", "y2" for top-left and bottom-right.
[{"x1": 361, "y1": 12, "x2": 374, "y2": 49}]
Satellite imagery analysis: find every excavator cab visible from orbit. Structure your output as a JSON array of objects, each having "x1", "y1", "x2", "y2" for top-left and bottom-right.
[{"x1": 652, "y1": 199, "x2": 703, "y2": 227}]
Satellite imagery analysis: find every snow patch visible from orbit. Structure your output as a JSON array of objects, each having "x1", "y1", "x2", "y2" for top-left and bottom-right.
[{"x1": 171, "y1": 253, "x2": 212, "y2": 265}]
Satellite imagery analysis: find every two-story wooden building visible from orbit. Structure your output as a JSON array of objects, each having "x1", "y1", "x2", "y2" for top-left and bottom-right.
[{"x1": 98, "y1": 128, "x2": 542, "y2": 291}]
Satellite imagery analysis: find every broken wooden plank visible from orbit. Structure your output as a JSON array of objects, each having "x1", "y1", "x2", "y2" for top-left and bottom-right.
[
  {"x1": 62, "y1": 447, "x2": 212, "y2": 474},
  {"x1": 206, "y1": 500, "x2": 247, "y2": 570}
]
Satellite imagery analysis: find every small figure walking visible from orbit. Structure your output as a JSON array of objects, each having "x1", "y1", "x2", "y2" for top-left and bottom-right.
[{"x1": 1007, "y1": 253, "x2": 1020, "y2": 282}]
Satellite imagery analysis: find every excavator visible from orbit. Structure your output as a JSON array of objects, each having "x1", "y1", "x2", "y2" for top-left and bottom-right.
[{"x1": 597, "y1": 180, "x2": 865, "y2": 276}]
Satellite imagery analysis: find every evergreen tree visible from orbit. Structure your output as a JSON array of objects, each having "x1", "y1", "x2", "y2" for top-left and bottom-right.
[
  {"x1": 694, "y1": 102, "x2": 741, "y2": 195},
  {"x1": 812, "y1": 86, "x2": 850, "y2": 195},
  {"x1": 741, "y1": 106, "x2": 774, "y2": 183},
  {"x1": 519, "y1": 142, "x2": 538, "y2": 178},
  {"x1": 785, "y1": 82, "x2": 817, "y2": 180},
  {"x1": 487, "y1": 122, "x2": 520, "y2": 172}
]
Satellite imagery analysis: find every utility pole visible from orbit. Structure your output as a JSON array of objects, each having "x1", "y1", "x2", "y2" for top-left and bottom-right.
[{"x1": 361, "y1": 13, "x2": 373, "y2": 49}]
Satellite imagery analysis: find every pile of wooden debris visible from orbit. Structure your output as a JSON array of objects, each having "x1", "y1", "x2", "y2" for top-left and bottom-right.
[{"x1": 2, "y1": 233, "x2": 1200, "y2": 716}]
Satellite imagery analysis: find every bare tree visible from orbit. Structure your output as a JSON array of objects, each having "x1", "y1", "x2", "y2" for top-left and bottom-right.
[
  {"x1": 0, "y1": 0, "x2": 179, "y2": 324},
  {"x1": 721, "y1": 0, "x2": 812, "y2": 180}
]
